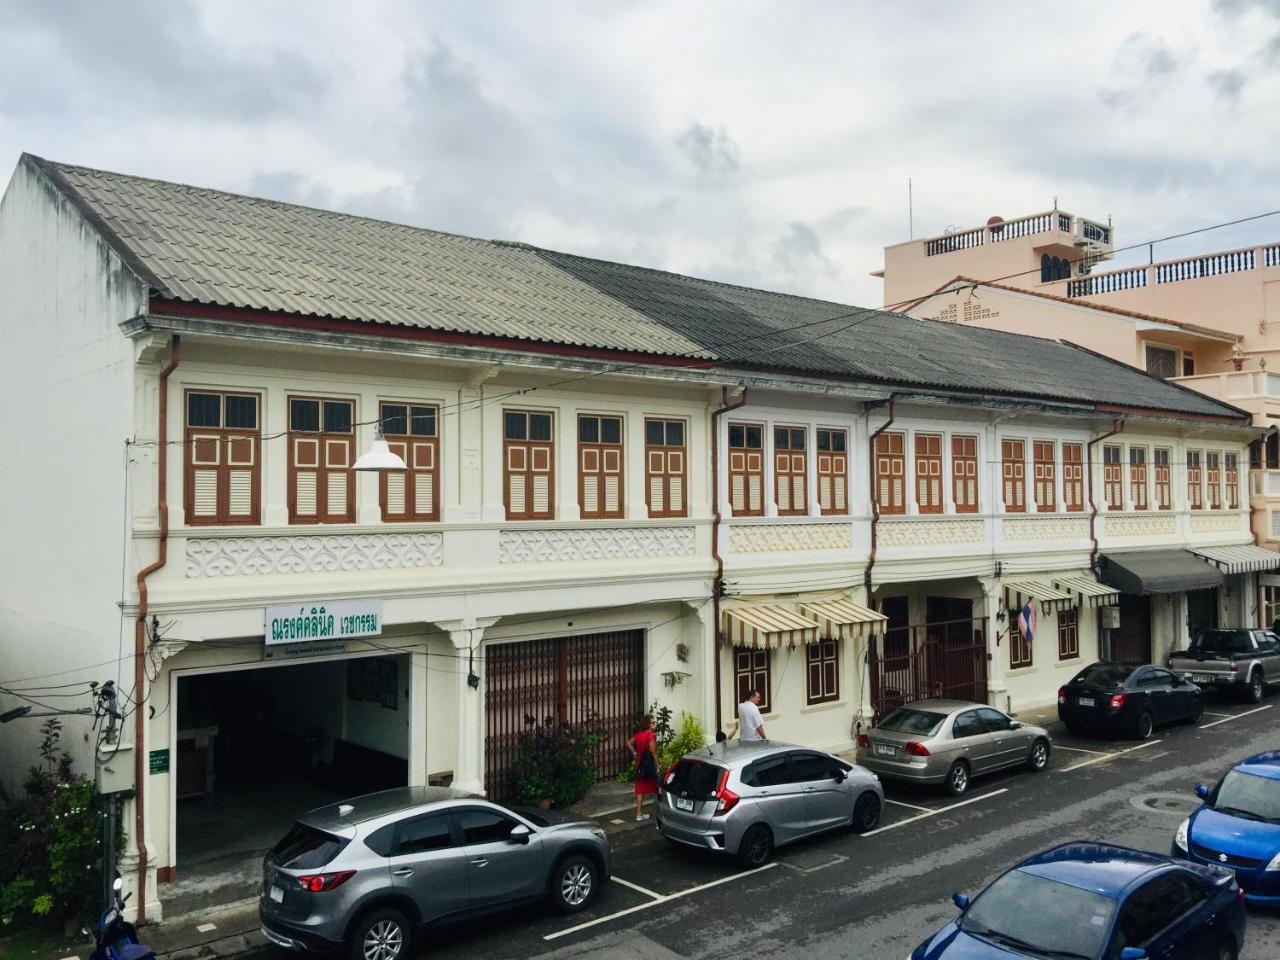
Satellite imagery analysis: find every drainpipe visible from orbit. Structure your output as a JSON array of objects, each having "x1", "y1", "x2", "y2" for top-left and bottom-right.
[
  {"x1": 711, "y1": 384, "x2": 747, "y2": 736},
  {"x1": 132, "y1": 334, "x2": 179, "y2": 923},
  {"x1": 864, "y1": 396, "x2": 896, "y2": 605},
  {"x1": 1087, "y1": 416, "x2": 1125, "y2": 575}
]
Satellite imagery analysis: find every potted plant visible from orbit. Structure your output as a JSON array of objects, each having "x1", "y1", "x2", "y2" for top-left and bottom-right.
[{"x1": 512, "y1": 715, "x2": 603, "y2": 809}]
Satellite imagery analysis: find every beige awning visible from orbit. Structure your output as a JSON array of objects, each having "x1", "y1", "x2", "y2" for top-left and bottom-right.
[
  {"x1": 798, "y1": 598, "x2": 888, "y2": 640},
  {"x1": 1053, "y1": 575, "x2": 1121, "y2": 607},
  {"x1": 1005, "y1": 579, "x2": 1076, "y2": 614},
  {"x1": 1189, "y1": 544, "x2": 1280, "y2": 575},
  {"x1": 721, "y1": 605, "x2": 818, "y2": 649}
]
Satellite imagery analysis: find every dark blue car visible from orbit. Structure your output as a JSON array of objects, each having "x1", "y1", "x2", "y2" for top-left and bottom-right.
[
  {"x1": 1173, "y1": 749, "x2": 1280, "y2": 905},
  {"x1": 910, "y1": 841, "x2": 1245, "y2": 960}
]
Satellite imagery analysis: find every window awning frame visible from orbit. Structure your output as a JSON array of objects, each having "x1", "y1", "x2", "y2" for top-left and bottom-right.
[
  {"x1": 721, "y1": 605, "x2": 818, "y2": 649},
  {"x1": 1052, "y1": 575, "x2": 1121, "y2": 608},
  {"x1": 1188, "y1": 544, "x2": 1280, "y2": 575},
  {"x1": 1004, "y1": 579, "x2": 1076, "y2": 615},
  {"x1": 798, "y1": 598, "x2": 888, "y2": 640}
]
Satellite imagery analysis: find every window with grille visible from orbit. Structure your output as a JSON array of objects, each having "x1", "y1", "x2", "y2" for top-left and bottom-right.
[
  {"x1": 728, "y1": 422, "x2": 764, "y2": 516},
  {"x1": 1154, "y1": 448, "x2": 1171, "y2": 510},
  {"x1": 1225, "y1": 452, "x2": 1239, "y2": 509},
  {"x1": 816, "y1": 429, "x2": 848, "y2": 515},
  {"x1": 645, "y1": 418, "x2": 686, "y2": 518},
  {"x1": 1032, "y1": 440, "x2": 1055, "y2": 513},
  {"x1": 1002, "y1": 438, "x2": 1026, "y2": 513},
  {"x1": 505, "y1": 410, "x2": 555, "y2": 520},
  {"x1": 1187, "y1": 450, "x2": 1202, "y2": 510},
  {"x1": 805, "y1": 639, "x2": 839, "y2": 705},
  {"x1": 875, "y1": 431, "x2": 906, "y2": 515},
  {"x1": 914, "y1": 433, "x2": 943, "y2": 514},
  {"x1": 379, "y1": 402, "x2": 439, "y2": 521},
  {"x1": 185, "y1": 391, "x2": 261, "y2": 525},
  {"x1": 734, "y1": 648, "x2": 771, "y2": 714},
  {"x1": 1206, "y1": 452, "x2": 1221, "y2": 510},
  {"x1": 578, "y1": 414, "x2": 624, "y2": 519},
  {"x1": 1144, "y1": 345, "x2": 1179, "y2": 379},
  {"x1": 1102, "y1": 445, "x2": 1123, "y2": 510},
  {"x1": 1129, "y1": 446, "x2": 1148, "y2": 511},
  {"x1": 952, "y1": 435, "x2": 979, "y2": 513},
  {"x1": 289, "y1": 397, "x2": 355, "y2": 524},
  {"x1": 774, "y1": 426, "x2": 808, "y2": 515},
  {"x1": 1058, "y1": 608, "x2": 1079, "y2": 660},
  {"x1": 1063, "y1": 442, "x2": 1084, "y2": 512}
]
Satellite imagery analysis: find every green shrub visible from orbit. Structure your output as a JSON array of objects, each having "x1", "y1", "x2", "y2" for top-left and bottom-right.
[
  {"x1": 617, "y1": 705, "x2": 706, "y2": 782},
  {"x1": 512, "y1": 715, "x2": 602, "y2": 810}
]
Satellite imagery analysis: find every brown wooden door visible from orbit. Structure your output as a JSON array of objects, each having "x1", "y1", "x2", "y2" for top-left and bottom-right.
[{"x1": 1110, "y1": 595, "x2": 1152, "y2": 663}]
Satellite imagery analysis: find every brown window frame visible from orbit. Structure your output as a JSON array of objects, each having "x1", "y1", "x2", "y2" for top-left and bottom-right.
[
  {"x1": 578, "y1": 413, "x2": 625, "y2": 520},
  {"x1": 1063, "y1": 442, "x2": 1084, "y2": 512},
  {"x1": 1010, "y1": 611, "x2": 1034, "y2": 669},
  {"x1": 734, "y1": 647, "x2": 772, "y2": 714},
  {"x1": 1102, "y1": 444, "x2": 1123, "y2": 510},
  {"x1": 378, "y1": 402, "x2": 440, "y2": 522},
  {"x1": 1129, "y1": 446, "x2": 1148, "y2": 511},
  {"x1": 288, "y1": 396, "x2": 355, "y2": 525},
  {"x1": 914, "y1": 433, "x2": 943, "y2": 514},
  {"x1": 1206, "y1": 451, "x2": 1222, "y2": 510},
  {"x1": 1187, "y1": 450, "x2": 1203, "y2": 510},
  {"x1": 774, "y1": 425, "x2": 809, "y2": 516},
  {"x1": 952, "y1": 435, "x2": 979, "y2": 514},
  {"x1": 504, "y1": 409, "x2": 556, "y2": 521},
  {"x1": 1154, "y1": 447, "x2": 1172, "y2": 510},
  {"x1": 816, "y1": 428, "x2": 849, "y2": 516},
  {"x1": 645, "y1": 418, "x2": 687, "y2": 519},
  {"x1": 1225, "y1": 452, "x2": 1239, "y2": 510},
  {"x1": 1001, "y1": 438, "x2": 1026, "y2": 513},
  {"x1": 805, "y1": 639, "x2": 840, "y2": 705},
  {"x1": 727, "y1": 422, "x2": 765, "y2": 517},
  {"x1": 875, "y1": 431, "x2": 907, "y2": 516},
  {"x1": 1032, "y1": 440, "x2": 1056, "y2": 513},
  {"x1": 1057, "y1": 608, "x2": 1079, "y2": 661},
  {"x1": 184, "y1": 390, "x2": 262, "y2": 526}
]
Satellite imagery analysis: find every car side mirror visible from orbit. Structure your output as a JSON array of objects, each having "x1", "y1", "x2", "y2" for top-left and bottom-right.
[
  {"x1": 1008, "y1": 721, "x2": 1023, "y2": 730},
  {"x1": 951, "y1": 892, "x2": 970, "y2": 911},
  {"x1": 509, "y1": 824, "x2": 532, "y2": 844},
  {"x1": 1195, "y1": 784, "x2": 1210, "y2": 800},
  {"x1": 833, "y1": 769, "x2": 846, "y2": 783},
  {"x1": 1120, "y1": 948, "x2": 1147, "y2": 959}
]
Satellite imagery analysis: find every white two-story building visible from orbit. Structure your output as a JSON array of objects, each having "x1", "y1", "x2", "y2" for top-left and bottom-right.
[{"x1": 0, "y1": 155, "x2": 1265, "y2": 920}]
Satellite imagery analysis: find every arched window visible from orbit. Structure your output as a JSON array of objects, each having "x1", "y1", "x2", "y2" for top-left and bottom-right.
[
  {"x1": 1056, "y1": 258, "x2": 1071, "y2": 280},
  {"x1": 1040, "y1": 254, "x2": 1051, "y2": 283}
]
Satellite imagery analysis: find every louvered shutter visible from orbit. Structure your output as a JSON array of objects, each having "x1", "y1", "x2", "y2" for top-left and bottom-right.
[
  {"x1": 323, "y1": 438, "x2": 353, "y2": 521},
  {"x1": 294, "y1": 437, "x2": 320, "y2": 518},
  {"x1": 384, "y1": 440, "x2": 408, "y2": 517}
]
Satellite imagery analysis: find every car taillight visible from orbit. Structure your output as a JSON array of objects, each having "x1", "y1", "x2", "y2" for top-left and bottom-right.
[
  {"x1": 297, "y1": 870, "x2": 355, "y2": 893},
  {"x1": 1109, "y1": 693, "x2": 1126, "y2": 710},
  {"x1": 904, "y1": 741, "x2": 930, "y2": 757},
  {"x1": 1057, "y1": 687, "x2": 1067, "y2": 705},
  {"x1": 713, "y1": 769, "x2": 739, "y2": 816},
  {"x1": 857, "y1": 733, "x2": 870, "y2": 748},
  {"x1": 1228, "y1": 664, "x2": 1238, "y2": 674},
  {"x1": 663, "y1": 768, "x2": 677, "y2": 786}
]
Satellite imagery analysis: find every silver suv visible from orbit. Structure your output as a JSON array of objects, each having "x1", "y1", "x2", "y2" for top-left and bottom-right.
[
  {"x1": 655, "y1": 741, "x2": 883, "y2": 868},
  {"x1": 259, "y1": 786, "x2": 612, "y2": 960}
]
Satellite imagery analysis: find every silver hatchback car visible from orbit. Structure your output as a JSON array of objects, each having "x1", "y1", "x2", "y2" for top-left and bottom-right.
[
  {"x1": 655, "y1": 741, "x2": 884, "y2": 868},
  {"x1": 259, "y1": 786, "x2": 611, "y2": 960},
  {"x1": 855, "y1": 699, "x2": 1051, "y2": 796}
]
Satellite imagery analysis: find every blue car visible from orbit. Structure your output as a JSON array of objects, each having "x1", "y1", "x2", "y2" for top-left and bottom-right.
[
  {"x1": 910, "y1": 841, "x2": 1245, "y2": 960},
  {"x1": 1173, "y1": 749, "x2": 1280, "y2": 905}
]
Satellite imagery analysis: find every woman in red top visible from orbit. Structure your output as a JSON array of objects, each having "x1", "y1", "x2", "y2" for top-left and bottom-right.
[{"x1": 628, "y1": 713, "x2": 659, "y2": 821}]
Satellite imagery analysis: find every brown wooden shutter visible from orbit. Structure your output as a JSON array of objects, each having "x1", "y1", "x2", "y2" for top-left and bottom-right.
[
  {"x1": 728, "y1": 423, "x2": 764, "y2": 516},
  {"x1": 952, "y1": 435, "x2": 978, "y2": 513},
  {"x1": 1207, "y1": 452, "x2": 1221, "y2": 509},
  {"x1": 774, "y1": 426, "x2": 807, "y2": 516},
  {"x1": 1002, "y1": 438, "x2": 1026, "y2": 512},
  {"x1": 1129, "y1": 447, "x2": 1148, "y2": 511},
  {"x1": 579, "y1": 416, "x2": 624, "y2": 520},
  {"x1": 645, "y1": 419, "x2": 687, "y2": 519},
  {"x1": 1032, "y1": 440, "x2": 1055, "y2": 512},
  {"x1": 1154, "y1": 448, "x2": 1171, "y2": 510},
  {"x1": 1101, "y1": 445, "x2": 1123, "y2": 510},
  {"x1": 734, "y1": 648, "x2": 772, "y2": 713},
  {"x1": 1187, "y1": 450, "x2": 1202, "y2": 510},
  {"x1": 289, "y1": 398, "x2": 355, "y2": 525},
  {"x1": 914, "y1": 433, "x2": 942, "y2": 514},
  {"x1": 1225, "y1": 453, "x2": 1239, "y2": 509},
  {"x1": 875, "y1": 431, "x2": 906, "y2": 515},
  {"x1": 816, "y1": 429, "x2": 848, "y2": 516},
  {"x1": 1062, "y1": 442, "x2": 1084, "y2": 512},
  {"x1": 806, "y1": 639, "x2": 839, "y2": 704},
  {"x1": 505, "y1": 411, "x2": 556, "y2": 520},
  {"x1": 379, "y1": 404, "x2": 440, "y2": 522},
  {"x1": 184, "y1": 391, "x2": 261, "y2": 526}
]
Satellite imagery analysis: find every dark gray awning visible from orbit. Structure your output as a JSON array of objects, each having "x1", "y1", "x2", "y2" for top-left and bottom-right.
[{"x1": 1100, "y1": 550, "x2": 1225, "y2": 595}]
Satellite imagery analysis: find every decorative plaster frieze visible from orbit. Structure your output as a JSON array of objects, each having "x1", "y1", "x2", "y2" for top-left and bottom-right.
[
  {"x1": 729, "y1": 522, "x2": 852, "y2": 554},
  {"x1": 1003, "y1": 516, "x2": 1090, "y2": 541},
  {"x1": 186, "y1": 533, "x2": 444, "y2": 577},
  {"x1": 1103, "y1": 514, "x2": 1177, "y2": 538},
  {"x1": 498, "y1": 526, "x2": 696, "y2": 563},
  {"x1": 1190, "y1": 513, "x2": 1243, "y2": 534},
  {"x1": 879, "y1": 518, "x2": 984, "y2": 548}
]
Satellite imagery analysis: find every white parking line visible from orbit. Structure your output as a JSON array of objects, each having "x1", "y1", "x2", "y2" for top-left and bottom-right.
[
  {"x1": 1051, "y1": 744, "x2": 1109, "y2": 755},
  {"x1": 862, "y1": 788, "x2": 1009, "y2": 837},
  {"x1": 884, "y1": 797, "x2": 935, "y2": 812},
  {"x1": 611, "y1": 876, "x2": 663, "y2": 900},
  {"x1": 1200, "y1": 704, "x2": 1272, "y2": 728},
  {"x1": 1202, "y1": 711, "x2": 1231, "y2": 718},
  {"x1": 544, "y1": 863, "x2": 779, "y2": 941},
  {"x1": 1061, "y1": 739, "x2": 1161, "y2": 772}
]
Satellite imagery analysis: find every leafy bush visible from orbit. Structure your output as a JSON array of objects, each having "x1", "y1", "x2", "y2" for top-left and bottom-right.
[
  {"x1": 512, "y1": 715, "x2": 603, "y2": 810},
  {"x1": 617, "y1": 702, "x2": 706, "y2": 782}
]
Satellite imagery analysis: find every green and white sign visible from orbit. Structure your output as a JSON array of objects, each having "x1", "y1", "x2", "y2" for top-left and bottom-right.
[{"x1": 266, "y1": 599, "x2": 383, "y2": 645}]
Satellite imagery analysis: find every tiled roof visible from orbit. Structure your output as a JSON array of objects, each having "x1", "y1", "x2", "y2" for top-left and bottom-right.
[{"x1": 23, "y1": 154, "x2": 1248, "y2": 421}]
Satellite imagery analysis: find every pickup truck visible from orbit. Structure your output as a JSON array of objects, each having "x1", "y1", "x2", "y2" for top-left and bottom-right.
[{"x1": 1168, "y1": 628, "x2": 1280, "y2": 703}]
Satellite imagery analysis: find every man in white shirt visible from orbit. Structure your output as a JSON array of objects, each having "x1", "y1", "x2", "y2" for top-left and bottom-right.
[{"x1": 737, "y1": 689, "x2": 766, "y2": 741}]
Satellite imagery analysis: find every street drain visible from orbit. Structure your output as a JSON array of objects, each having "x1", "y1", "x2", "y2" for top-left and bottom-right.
[{"x1": 1128, "y1": 793, "x2": 1199, "y2": 816}]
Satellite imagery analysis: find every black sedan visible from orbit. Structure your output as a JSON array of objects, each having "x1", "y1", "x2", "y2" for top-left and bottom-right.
[{"x1": 1057, "y1": 662, "x2": 1203, "y2": 739}]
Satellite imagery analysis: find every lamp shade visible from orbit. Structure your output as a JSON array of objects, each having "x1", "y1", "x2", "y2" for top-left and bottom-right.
[{"x1": 354, "y1": 429, "x2": 408, "y2": 472}]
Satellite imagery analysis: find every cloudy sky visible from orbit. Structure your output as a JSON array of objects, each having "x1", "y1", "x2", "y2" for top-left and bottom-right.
[{"x1": 1, "y1": 0, "x2": 1277, "y2": 307}]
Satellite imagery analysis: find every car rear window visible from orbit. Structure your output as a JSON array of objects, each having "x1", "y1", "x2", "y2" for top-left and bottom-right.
[
  {"x1": 1073, "y1": 663, "x2": 1131, "y2": 685},
  {"x1": 878, "y1": 708, "x2": 947, "y2": 735},
  {"x1": 269, "y1": 822, "x2": 349, "y2": 869},
  {"x1": 1190, "y1": 630, "x2": 1252, "y2": 655},
  {"x1": 667, "y1": 759, "x2": 724, "y2": 798}
]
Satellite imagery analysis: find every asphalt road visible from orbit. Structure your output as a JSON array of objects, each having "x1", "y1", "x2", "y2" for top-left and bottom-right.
[{"x1": 241, "y1": 699, "x2": 1280, "y2": 960}]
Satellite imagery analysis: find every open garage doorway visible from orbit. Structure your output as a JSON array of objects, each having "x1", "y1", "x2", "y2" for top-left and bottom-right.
[{"x1": 169, "y1": 653, "x2": 410, "y2": 911}]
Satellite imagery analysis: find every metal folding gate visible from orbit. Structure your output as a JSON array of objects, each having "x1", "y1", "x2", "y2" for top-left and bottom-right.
[
  {"x1": 869, "y1": 617, "x2": 989, "y2": 722},
  {"x1": 484, "y1": 629, "x2": 644, "y2": 800}
]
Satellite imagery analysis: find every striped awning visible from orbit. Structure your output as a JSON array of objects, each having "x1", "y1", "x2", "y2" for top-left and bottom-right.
[
  {"x1": 1053, "y1": 575, "x2": 1121, "y2": 608},
  {"x1": 1004, "y1": 580, "x2": 1076, "y2": 614},
  {"x1": 798, "y1": 598, "x2": 888, "y2": 640},
  {"x1": 722, "y1": 605, "x2": 818, "y2": 649},
  {"x1": 1189, "y1": 545, "x2": 1280, "y2": 575}
]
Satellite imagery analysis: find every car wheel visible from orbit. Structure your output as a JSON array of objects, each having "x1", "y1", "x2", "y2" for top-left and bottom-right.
[
  {"x1": 945, "y1": 760, "x2": 970, "y2": 797},
  {"x1": 1135, "y1": 711, "x2": 1154, "y2": 740},
  {"x1": 1026, "y1": 738, "x2": 1050, "y2": 772},
  {"x1": 549, "y1": 854, "x2": 598, "y2": 914},
  {"x1": 1246, "y1": 670, "x2": 1265, "y2": 704},
  {"x1": 736, "y1": 823, "x2": 773, "y2": 869},
  {"x1": 851, "y1": 792, "x2": 881, "y2": 833},
  {"x1": 1188, "y1": 698, "x2": 1204, "y2": 725},
  {"x1": 349, "y1": 908, "x2": 408, "y2": 960},
  {"x1": 1215, "y1": 938, "x2": 1237, "y2": 960}
]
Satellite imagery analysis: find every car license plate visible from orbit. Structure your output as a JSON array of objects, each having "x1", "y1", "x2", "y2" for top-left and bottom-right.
[
  {"x1": 269, "y1": 885, "x2": 284, "y2": 904},
  {"x1": 874, "y1": 743, "x2": 897, "y2": 757},
  {"x1": 675, "y1": 797, "x2": 694, "y2": 812},
  {"x1": 1193, "y1": 674, "x2": 1212, "y2": 683},
  {"x1": 1077, "y1": 697, "x2": 1095, "y2": 707}
]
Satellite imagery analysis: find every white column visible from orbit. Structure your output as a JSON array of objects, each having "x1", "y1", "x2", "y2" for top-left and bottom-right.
[
  {"x1": 979, "y1": 576, "x2": 1008, "y2": 712},
  {"x1": 408, "y1": 647, "x2": 428, "y2": 786},
  {"x1": 437, "y1": 617, "x2": 500, "y2": 793}
]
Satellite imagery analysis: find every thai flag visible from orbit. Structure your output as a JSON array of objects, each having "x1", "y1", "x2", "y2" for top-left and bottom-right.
[{"x1": 1017, "y1": 601, "x2": 1035, "y2": 645}]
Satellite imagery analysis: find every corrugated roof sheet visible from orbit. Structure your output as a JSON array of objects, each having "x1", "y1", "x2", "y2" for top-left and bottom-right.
[{"x1": 24, "y1": 154, "x2": 1249, "y2": 421}]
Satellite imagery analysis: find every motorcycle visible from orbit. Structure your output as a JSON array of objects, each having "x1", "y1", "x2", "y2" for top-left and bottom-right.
[{"x1": 88, "y1": 876, "x2": 155, "y2": 960}]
